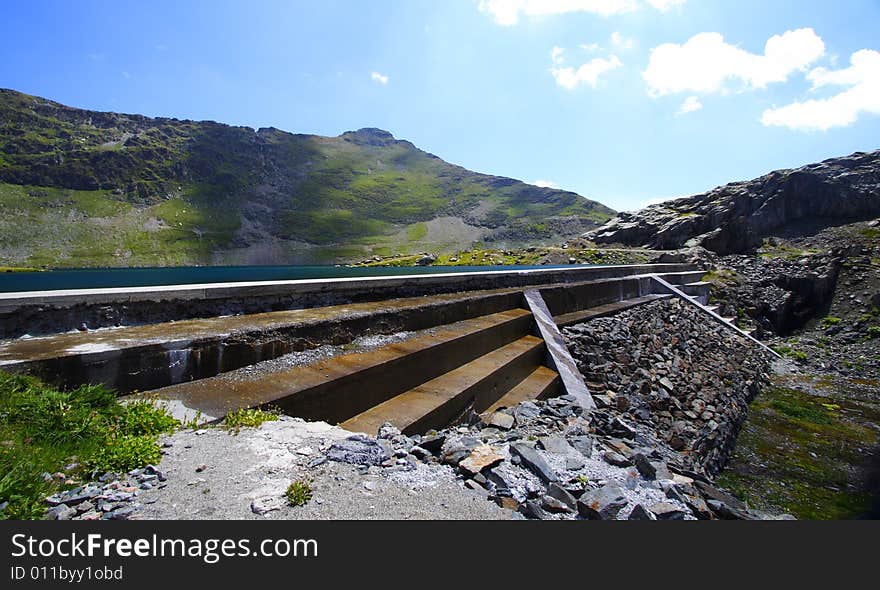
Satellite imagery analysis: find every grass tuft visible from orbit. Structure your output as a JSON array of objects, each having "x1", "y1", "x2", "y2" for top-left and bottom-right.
[
  {"x1": 222, "y1": 407, "x2": 280, "y2": 433},
  {"x1": 284, "y1": 478, "x2": 313, "y2": 507},
  {"x1": 0, "y1": 371, "x2": 178, "y2": 520}
]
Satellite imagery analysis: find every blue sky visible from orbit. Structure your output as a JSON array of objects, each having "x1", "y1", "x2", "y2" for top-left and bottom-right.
[{"x1": 1, "y1": 0, "x2": 878, "y2": 211}]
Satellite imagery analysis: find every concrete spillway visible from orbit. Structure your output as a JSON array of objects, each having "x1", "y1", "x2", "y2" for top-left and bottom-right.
[{"x1": 0, "y1": 264, "x2": 710, "y2": 434}]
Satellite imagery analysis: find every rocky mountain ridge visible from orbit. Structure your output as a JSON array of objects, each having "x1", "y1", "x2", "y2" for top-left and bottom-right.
[
  {"x1": 588, "y1": 150, "x2": 880, "y2": 254},
  {"x1": 0, "y1": 88, "x2": 614, "y2": 267}
]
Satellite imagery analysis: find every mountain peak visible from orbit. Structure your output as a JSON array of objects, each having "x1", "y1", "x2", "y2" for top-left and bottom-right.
[
  {"x1": 0, "y1": 88, "x2": 615, "y2": 267},
  {"x1": 339, "y1": 127, "x2": 396, "y2": 146}
]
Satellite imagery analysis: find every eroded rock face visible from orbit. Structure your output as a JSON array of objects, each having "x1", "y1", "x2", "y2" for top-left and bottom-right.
[{"x1": 587, "y1": 150, "x2": 880, "y2": 254}]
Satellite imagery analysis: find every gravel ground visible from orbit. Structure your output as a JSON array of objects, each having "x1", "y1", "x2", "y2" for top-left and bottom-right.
[{"x1": 135, "y1": 417, "x2": 510, "y2": 520}]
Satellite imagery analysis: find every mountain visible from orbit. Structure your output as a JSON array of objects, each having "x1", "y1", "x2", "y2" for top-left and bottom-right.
[
  {"x1": 587, "y1": 150, "x2": 880, "y2": 254},
  {"x1": 0, "y1": 88, "x2": 614, "y2": 267}
]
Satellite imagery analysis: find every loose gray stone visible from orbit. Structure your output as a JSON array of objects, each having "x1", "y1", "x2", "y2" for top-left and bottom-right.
[
  {"x1": 440, "y1": 436, "x2": 480, "y2": 466},
  {"x1": 602, "y1": 451, "x2": 632, "y2": 467},
  {"x1": 326, "y1": 435, "x2": 390, "y2": 466},
  {"x1": 103, "y1": 505, "x2": 137, "y2": 520},
  {"x1": 485, "y1": 467, "x2": 516, "y2": 493},
  {"x1": 510, "y1": 443, "x2": 557, "y2": 483},
  {"x1": 307, "y1": 456, "x2": 328, "y2": 468},
  {"x1": 695, "y1": 481, "x2": 747, "y2": 510},
  {"x1": 541, "y1": 495, "x2": 574, "y2": 514},
  {"x1": 565, "y1": 455, "x2": 586, "y2": 470},
  {"x1": 683, "y1": 493, "x2": 713, "y2": 520},
  {"x1": 251, "y1": 496, "x2": 284, "y2": 515},
  {"x1": 633, "y1": 453, "x2": 657, "y2": 479},
  {"x1": 538, "y1": 436, "x2": 574, "y2": 455},
  {"x1": 419, "y1": 434, "x2": 446, "y2": 453},
  {"x1": 521, "y1": 500, "x2": 552, "y2": 520},
  {"x1": 487, "y1": 412, "x2": 515, "y2": 430},
  {"x1": 75, "y1": 501, "x2": 95, "y2": 515},
  {"x1": 513, "y1": 402, "x2": 541, "y2": 425},
  {"x1": 628, "y1": 504, "x2": 657, "y2": 520},
  {"x1": 707, "y1": 499, "x2": 750, "y2": 520},
  {"x1": 377, "y1": 422, "x2": 401, "y2": 440},
  {"x1": 649, "y1": 502, "x2": 687, "y2": 520},
  {"x1": 547, "y1": 483, "x2": 577, "y2": 511},
  {"x1": 46, "y1": 504, "x2": 76, "y2": 521},
  {"x1": 577, "y1": 483, "x2": 629, "y2": 520},
  {"x1": 568, "y1": 435, "x2": 594, "y2": 458}
]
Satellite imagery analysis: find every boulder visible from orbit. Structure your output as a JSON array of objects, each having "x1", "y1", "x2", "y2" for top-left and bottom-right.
[
  {"x1": 509, "y1": 443, "x2": 557, "y2": 483},
  {"x1": 577, "y1": 483, "x2": 629, "y2": 520},
  {"x1": 649, "y1": 502, "x2": 687, "y2": 520},
  {"x1": 627, "y1": 504, "x2": 657, "y2": 520},
  {"x1": 458, "y1": 444, "x2": 505, "y2": 475}
]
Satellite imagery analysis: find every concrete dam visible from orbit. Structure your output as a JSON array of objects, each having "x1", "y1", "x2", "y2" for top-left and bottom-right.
[{"x1": 0, "y1": 264, "x2": 732, "y2": 435}]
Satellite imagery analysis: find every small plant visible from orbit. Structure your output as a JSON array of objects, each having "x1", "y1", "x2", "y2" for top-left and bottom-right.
[
  {"x1": 180, "y1": 410, "x2": 204, "y2": 430},
  {"x1": 771, "y1": 345, "x2": 808, "y2": 363},
  {"x1": 0, "y1": 371, "x2": 178, "y2": 519},
  {"x1": 222, "y1": 407, "x2": 280, "y2": 433},
  {"x1": 86, "y1": 435, "x2": 163, "y2": 473},
  {"x1": 119, "y1": 400, "x2": 180, "y2": 436},
  {"x1": 821, "y1": 316, "x2": 842, "y2": 327},
  {"x1": 868, "y1": 326, "x2": 880, "y2": 339},
  {"x1": 285, "y1": 478, "x2": 313, "y2": 507}
]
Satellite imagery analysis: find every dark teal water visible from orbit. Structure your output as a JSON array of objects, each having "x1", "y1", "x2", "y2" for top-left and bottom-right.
[{"x1": 0, "y1": 264, "x2": 575, "y2": 293}]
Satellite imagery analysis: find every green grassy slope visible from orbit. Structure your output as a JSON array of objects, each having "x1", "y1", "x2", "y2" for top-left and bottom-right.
[{"x1": 0, "y1": 88, "x2": 614, "y2": 267}]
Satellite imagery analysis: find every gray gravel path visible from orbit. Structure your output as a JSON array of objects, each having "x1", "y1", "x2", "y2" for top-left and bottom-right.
[{"x1": 135, "y1": 417, "x2": 510, "y2": 520}]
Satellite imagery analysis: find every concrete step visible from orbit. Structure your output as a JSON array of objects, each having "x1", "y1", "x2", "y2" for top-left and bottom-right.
[
  {"x1": 681, "y1": 281, "x2": 712, "y2": 295},
  {"x1": 681, "y1": 281, "x2": 711, "y2": 305},
  {"x1": 553, "y1": 294, "x2": 671, "y2": 328},
  {"x1": 480, "y1": 366, "x2": 561, "y2": 419},
  {"x1": 0, "y1": 287, "x2": 530, "y2": 394},
  {"x1": 124, "y1": 309, "x2": 535, "y2": 424},
  {"x1": 341, "y1": 335, "x2": 547, "y2": 436},
  {"x1": 653, "y1": 270, "x2": 708, "y2": 285}
]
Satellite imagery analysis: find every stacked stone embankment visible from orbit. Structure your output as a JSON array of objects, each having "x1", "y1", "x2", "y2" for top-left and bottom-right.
[{"x1": 563, "y1": 298, "x2": 770, "y2": 476}]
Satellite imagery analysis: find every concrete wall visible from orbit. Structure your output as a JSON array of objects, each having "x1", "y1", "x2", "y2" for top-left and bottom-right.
[{"x1": 0, "y1": 264, "x2": 695, "y2": 338}]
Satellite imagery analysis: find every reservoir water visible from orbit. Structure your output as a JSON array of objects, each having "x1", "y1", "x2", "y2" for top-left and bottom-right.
[{"x1": 0, "y1": 264, "x2": 577, "y2": 293}]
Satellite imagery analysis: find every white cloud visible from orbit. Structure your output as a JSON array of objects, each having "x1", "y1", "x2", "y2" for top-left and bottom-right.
[
  {"x1": 645, "y1": 0, "x2": 686, "y2": 11},
  {"x1": 580, "y1": 42, "x2": 601, "y2": 52},
  {"x1": 551, "y1": 46, "x2": 566, "y2": 65},
  {"x1": 478, "y1": 0, "x2": 638, "y2": 26},
  {"x1": 676, "y1": 95, "x2": 703, "y2": 115},
  {"x1": 370, "y1": 71, "x2": 389, "y2": 85},
  {"x1": 532, "y1": 179, "x2": 560, "y2": 188},
  {"x1": 644, "y1": 28, "x2": 826, "y2": 97},
  {"x1": 551, "y1": 55, "x2": 623, "y2": 89},
  {"x1": 761, "y1": 49, "x2": 880, "y2": 131},
  {"x1": 610, "y1": 31, "x2": 634, "y2": 50}
]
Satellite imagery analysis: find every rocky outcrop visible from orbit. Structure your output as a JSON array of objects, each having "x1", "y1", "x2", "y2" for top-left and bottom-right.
[
  {"x1": 714, "y1": 252, "x2": 842, "y2": 336},
  {"x1": 588, "y1": 151, "x2": 880, "y2": 254}
]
